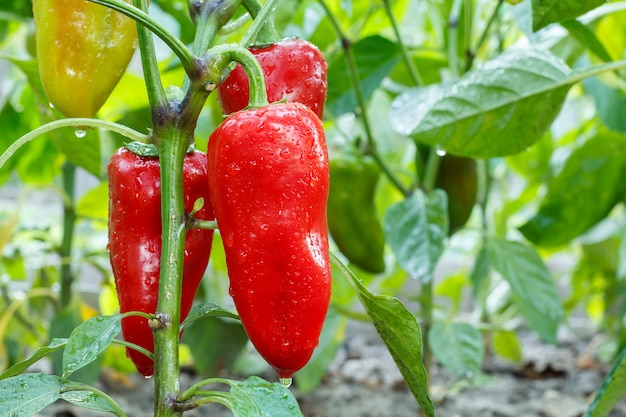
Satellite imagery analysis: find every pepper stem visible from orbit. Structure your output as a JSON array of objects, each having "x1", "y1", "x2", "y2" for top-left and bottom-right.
[{"x1": 204, "y1": 44, "x2": 269, "y2": 108}]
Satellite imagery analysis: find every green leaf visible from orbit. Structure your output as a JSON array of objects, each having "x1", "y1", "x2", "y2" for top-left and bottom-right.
[
  {"x1": 384, "y1": 189, "x2": 448, "y2": 281},
  {"x1": 76, "y1": 181, "x2": 109, "y2": 221},
  {"x1": 326, "y1": 35, "x2": 401, "y2": 117},
  {"x1": 183, "y1": 317, "x2": 248, "y2": 377},
  {"x1": 520, "y1": 131, "x2": 626, "y2": 247},
  {"x1": 583, "y1": 348, "x2": 626, "y2": 417},
  {"x1": 532, "y1": 0, "x2": 607, "y2": 31},
  {"x1": 390, "y1": 49, "x2": 572, "y2": 158},
  {"x1": 560, "y1": 19, "x2": 613, "y2": 63},
  {"x1": 0, "y1": 338, "x2": 68, "y2": 380},
  {"x1": 429, "y1": 322, "x2": 484, "y2": 377},
  {"x1": 62, "y1": 315, "x2": 122, "y2": 380},
  {"x1": 181, "y1": 303, "x2": 240, "y2": 328},
  {"x1": 486, "y1": 237, "x2": 564, "y2": 343},
  {"x1": 49, "y1": 299, "x2": 101, "y2": 385},
  {"x1": 332, "y1": 254, "x2": 436, "y2": 417},
  {"x1": 60, "y1": 386, "x2": 127, "y2": 417},
  {"x1": 583, "y1": 77, "x2": 626, "y2": 133},
  {"x1": 230, "y1": 376, "x2": 303, "y2": 417},
  {"x1": 491, "y1": 330, "x2": 523, "y2": 362},
  {"x1": 0, "y1": 373, "x2": 61, "y2": 417},
  {"x1": 470, "y1": 243, "x2": 491, "y2": 303}
]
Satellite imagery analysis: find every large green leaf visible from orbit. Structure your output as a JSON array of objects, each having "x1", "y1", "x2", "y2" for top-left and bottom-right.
[
  {"x1": 583, "y1": 348, "x2": 626, "y2": 417},
  {"x1": 520, "y1": 131, "x2": 626, "y2": 247},
  {"x1": 0, "y1": 373, "x2": 61, "y2": 417},
  {"x1": 326, "y1": 35, "x2": 401, "y2": 117},
  {"x1": 486, "y1": 237, "x2": 564, "y2": 344},
  {"x1": 389, "y1": 49, "x2": 572, "y2": 158},
  {"x1": 333, "y1": 254, "x2": 436, "y2": 417},
  {"x1": 384, "y1": 189, "x2": 448, "y2": 282},
  {"x1": 532, "y1": 0, "x2": 607, "y2": 31},
  {"x1": 429, "y1": 322, "x2": 484, "y2": 377}
]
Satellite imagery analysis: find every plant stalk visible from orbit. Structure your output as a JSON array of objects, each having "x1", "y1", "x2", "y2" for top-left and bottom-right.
[
  {"x1": 59, "y1": 162, "x2": 77, "y2": 308},
  {"x1": 318, "y1": 0, "x2": 410, "y2": 197},
  {"x1": 153, "y1": 128, "x2": 187, "y2": 417}
]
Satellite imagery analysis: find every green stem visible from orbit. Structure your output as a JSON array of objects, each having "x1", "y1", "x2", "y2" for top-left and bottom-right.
[
  {"x1": 447, "y1": 0, "x2": 463, "y2": 78},
  {"x1": 465, "y1": 0, "x2": 504, "y2": 72},
  {"x1": 152, "y1": 54, "x2": 217, "y2": 417},
  {"x1": 153, "y1": 129, "x2": 188, "y2": 417},
  {"x1": 478, "y1": 160, "x2": 489, "y2": 229},
  {"x1": 204, "y1": 44, "x2": 268, "y2": 107},
  {"x1": 192, "y1": 219, "x2": 219, "y2": 230},
  {"x1": 183, "y1": 0, "x2": 242, "y2": 92},
  {"x1": 88, "y1": 0, "x2": 199, "y2": 77},
  {"x1": 0, "y1": 118, "x2": 149, "y2": 171},
  {"x1": 420, "y1": 280, "x2": 433, "y2": 388},
  {"x1": 381, "y1": 0, "x2": 423, "y2": 86},
  {"x1": 218, "y1": 12, "x2": 251, "y2": 35},
  {"x1": 318, "y1": 0, "x2": 410, "y2": 197},
  {"x1": 59, "y1": 162, "x2": 76, "y2": 308},
  {"x1": 113, "y1": 339, "x2": 155, "y2": 360},
  {"x1": 241, "y1": 0, "x2": 280, "y2": 46},
  {"x1": 421, "y1": 148, "x2": 441, "y2": 193},
  {"x1": 133, "y1": 0, "x2": 166, "y2": 109}
]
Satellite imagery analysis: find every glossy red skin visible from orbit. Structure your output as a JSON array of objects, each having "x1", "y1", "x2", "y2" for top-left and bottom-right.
[
  {"x1": 207, "y1": 102, "x2": 331, "y2": 378},
  {"x1": 218, "y1": 38, "x2": 328, "y2": 119},
  {"x1": 108, "y1": 148, "x2": 214, "y2": 377}
]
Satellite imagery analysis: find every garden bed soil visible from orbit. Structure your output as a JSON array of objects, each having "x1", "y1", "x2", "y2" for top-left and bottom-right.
[{"x1": 37, "y1": 320, "x2": 626, "y2": 417}]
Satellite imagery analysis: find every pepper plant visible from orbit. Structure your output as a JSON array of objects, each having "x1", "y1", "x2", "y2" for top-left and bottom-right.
[{"x1": 2, "y1": 0, "x2": 626, "y2": 417}]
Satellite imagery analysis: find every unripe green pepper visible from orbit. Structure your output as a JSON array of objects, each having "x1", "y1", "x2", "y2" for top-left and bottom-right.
[
  {"x1": 32, "y1": 0, "x2": 138, "y2": 118},
  {"x1": 328, "y1": 152, "x2": 385, "y2": 273},
  {"x1": 435, "y1": 154, "x2": 477, "y2": 235}
]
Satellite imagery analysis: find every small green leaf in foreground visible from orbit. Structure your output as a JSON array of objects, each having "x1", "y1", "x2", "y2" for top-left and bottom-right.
[
  {"x1": 332, "y1": 254, "x2": 436, "y2": 417},
  {"x1": 0, "y1": 373, "x2": 61, "y2": 417},
  {"x1": 230, "y1": 376, "x2": 303, "y2": 417},
  {"x1": 62, "y1": 315, "x2": 122, "y2": 380}
]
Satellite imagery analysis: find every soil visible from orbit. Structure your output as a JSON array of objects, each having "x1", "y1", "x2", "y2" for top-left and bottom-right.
[{"x1": 36, "y1": 319, "x2": 626, "y2": 417}]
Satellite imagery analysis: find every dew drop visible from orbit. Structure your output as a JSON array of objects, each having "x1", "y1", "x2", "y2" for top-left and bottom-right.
[
  {"x1": 74, "y1": 128, "x2": 87, "y2": 138},
  {"x1": 279, "y1": 377, "x2": 292, "y2": 388},
  {"x1": 435, "y1": 146, "x2": 446, "y2": 156},
  {"x1": 225, "y1": 232, "x2": 235, "y2": 247}
]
